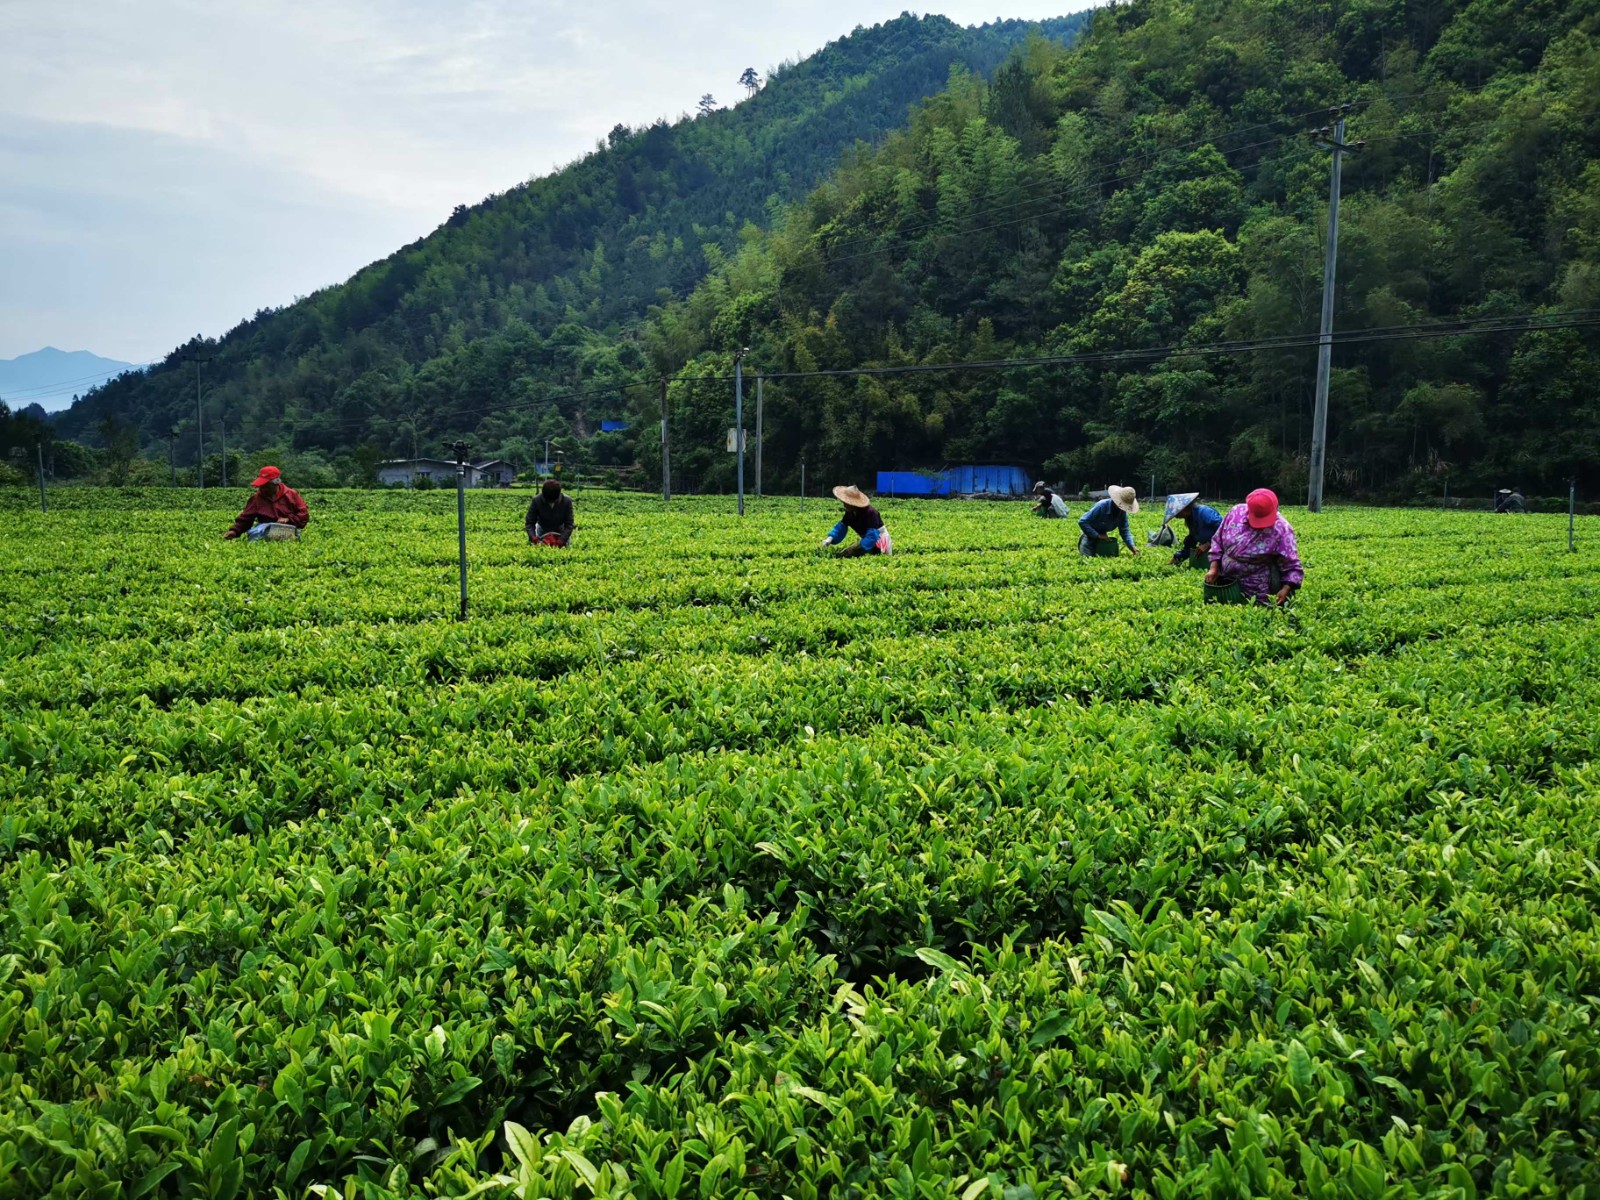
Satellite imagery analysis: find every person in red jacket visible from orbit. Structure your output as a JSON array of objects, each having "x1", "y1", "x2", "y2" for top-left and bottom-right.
[{"x1": 223, "y1": 466, "x2": 309, "y2": 539}]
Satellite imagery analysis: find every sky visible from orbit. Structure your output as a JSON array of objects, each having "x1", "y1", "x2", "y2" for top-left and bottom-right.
[{"x1": 1, "y1": 0, "x2": 1092, "y2": 382}]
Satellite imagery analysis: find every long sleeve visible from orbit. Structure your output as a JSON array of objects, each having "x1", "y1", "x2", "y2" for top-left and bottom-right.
[
  {"x1": 227, "y1": 498, "x2": 259, "y2": 538},
  {"x1": 525, "y1": 498, "x2": 540, "y2": 539},
  {"x1": 825, "y1": 519, "x2": 846, "y2": 544},
  {"x1": 555, "y1": 498, "x2": 575, "y2": 537},
  {"x1": 1118, "y1": 510, "x2": 1134, "y2": 550},
  {"x1": 284, "y1": 488, "x2": 308, "y2": 528},
  {"x1": 1278, "y1": 525, "x2": 1304, "y2": 587},
  {"x1": 1077, "y1": 509, "x2": 1095, "y2": 538}
]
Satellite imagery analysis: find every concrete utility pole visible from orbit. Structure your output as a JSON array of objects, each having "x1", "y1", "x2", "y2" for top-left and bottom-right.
[
  {"x1": 755, "y1": 373, "x2": 764, "y2": 498},
  {"x1": 660, "y1": 378, "x2": 671, "y2": 502},
  {"x1": 195, "y1": 359, "x2": 204, "y2": 490},
  {"x1": 734, "y1": 348, "x2": 748, "y2": 516},
  {"x1": 219, "y1": 414, "x2": 227, "y2": 487},
  {"x1": 452, "y1": 441, "x2": 470, "y2": 621},
  {"x1": 1306, "y1": 106, "x2": 1363, "y2": 513},
  {"x1": 36, "y1": 442, "x2": 47, "y2": 513},
  {"x1": 168, "y1": 427, "x2": 179, "y2": 487}
]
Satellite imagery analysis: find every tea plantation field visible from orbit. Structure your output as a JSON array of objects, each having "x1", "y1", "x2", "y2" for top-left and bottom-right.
[{"x1": 2, "y1": 488, "x2": 1597, "y2": 1200}]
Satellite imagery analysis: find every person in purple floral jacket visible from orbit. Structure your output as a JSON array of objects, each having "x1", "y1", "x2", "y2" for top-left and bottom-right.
[{"x1": 1205, "y1": 488, "x2": 1303, "y2": 605}]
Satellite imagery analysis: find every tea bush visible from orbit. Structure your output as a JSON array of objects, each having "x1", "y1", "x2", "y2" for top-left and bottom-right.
[{"x1": 1, "y1": 490, "x2": 1596, "y2": 1198}]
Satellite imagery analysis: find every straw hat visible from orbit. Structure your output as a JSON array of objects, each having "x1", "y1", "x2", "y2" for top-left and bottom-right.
[
  {"x1": 832, "y1": 484, "x2": 871, "y2": 508},
  {"x1": 1107, "y1": 484, "x2": 1139, "y2": 514}
]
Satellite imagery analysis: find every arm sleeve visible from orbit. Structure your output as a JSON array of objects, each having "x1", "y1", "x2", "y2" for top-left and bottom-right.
[
  {"x1": 288, "y1": 490, "x2": 309, "y2": 528},
  {"x1": 1119, "y1": 511, "x2": 1135, "y2": 550},
  {"x1": 525, "y1": 499, "x2": 540, "y2": 539},
  {"x1": 1279, "y1": 528, "x2": 1304, "y2": 587},
  {"x1": 558, "y1": 499, "x2": 575, "y2": 537},
  {"x1": 227, "y1": 504, "x2": 255, "y2": 538},
  {"x1": 1077, "y1": 509, "x2": 1095, "y2": 537},
  {"x1": 825, "y1": 520, "x2": 846, "y2": 544},
  {"x1": 1209, "y1": 522, "x2": 1226, "y2": 564}
]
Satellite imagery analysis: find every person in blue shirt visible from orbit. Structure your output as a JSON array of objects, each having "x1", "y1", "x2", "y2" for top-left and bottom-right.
[
  {"x1": 1163, "y1": 493, "x2": 1222, "y2": 566},
  {"x1": 820, "y1": 484, "x2": 893, "y2": 556},
  {"x1": 1077, "y1": 485, "x2": 1140, "y2": 556}
]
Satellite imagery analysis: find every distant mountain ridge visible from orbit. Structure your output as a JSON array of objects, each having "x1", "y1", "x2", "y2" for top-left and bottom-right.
[{"x1": 1, "y1": 348, "x2": 134, "y2": 414}]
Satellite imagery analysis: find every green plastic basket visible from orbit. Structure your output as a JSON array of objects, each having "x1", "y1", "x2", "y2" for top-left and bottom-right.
[
  {"x1": 1204, "y1": 580, "x2": 1246, "y2": 605},
  {"x1": 1093, "y1": 537, "x2": 1121, "y2": 558},
  {"x1": 1185, "y1": 548, "x2": 1208, "y2": 570}
]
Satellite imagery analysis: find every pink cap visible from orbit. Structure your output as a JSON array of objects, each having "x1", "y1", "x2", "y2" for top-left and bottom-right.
[{"x1": 1245, "y1": 488, "x2": 1279, "y2": 529}]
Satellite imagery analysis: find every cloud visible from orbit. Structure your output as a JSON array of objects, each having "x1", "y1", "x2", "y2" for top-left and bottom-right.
[{"x1": 0, "y1": 0, "x2": 1092, "y2": 361}]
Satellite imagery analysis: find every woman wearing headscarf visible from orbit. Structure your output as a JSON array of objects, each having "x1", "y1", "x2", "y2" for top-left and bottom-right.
[
  {"x1": 820, "y1": 484, "x2": 893, "y2": 557},
  {"x1": 1077, "y1": 485, "x2": 1140, "y2": 556},
  {"x1": 1205, "y1": 488, "x2": 1303, "y2": 605}
]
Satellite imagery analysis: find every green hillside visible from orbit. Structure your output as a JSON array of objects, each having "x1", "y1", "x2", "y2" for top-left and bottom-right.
[
  {"x1": 54, "y1": 13, "x2": 1089, "y2": 479},
  {"x1": 644, "y1": 0, "x2": 1600, "y2": 498}
]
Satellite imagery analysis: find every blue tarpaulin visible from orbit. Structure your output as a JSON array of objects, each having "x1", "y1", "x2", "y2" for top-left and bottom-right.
[
  {"x1": 876, "y1": 465, "x2": 1031, "y2": 497},
  {"x1": 600, "y1": 420, "x2": 630, "y2": 432}
]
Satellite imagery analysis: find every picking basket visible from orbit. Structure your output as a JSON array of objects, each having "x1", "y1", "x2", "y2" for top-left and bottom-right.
[
  {"x1": 1203, "y1": 580, "x2": 1245, "y2": 605},
  {"x1": 1093, "y1": 537, "x2": 1121, "y2": 558}
]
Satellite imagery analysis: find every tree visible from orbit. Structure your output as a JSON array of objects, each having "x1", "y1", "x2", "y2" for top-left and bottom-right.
[
  {"x1": 739, "y1": 68, "x2": 761, "y2": 97},
  {"x1": 697, "y1": 94, "x2": 719, "y2": 117},
  {"x1": 97, "y1": 416, "x2": 139, "y2": 486}
]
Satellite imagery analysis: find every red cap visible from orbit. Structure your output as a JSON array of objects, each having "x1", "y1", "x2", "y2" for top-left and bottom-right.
[
  {"x1": 1245, "y1": 487, "x2": 1279, "y2": 529},
  {"x1": 251, "y1": 465, "x2": 282, "y2": 488}
]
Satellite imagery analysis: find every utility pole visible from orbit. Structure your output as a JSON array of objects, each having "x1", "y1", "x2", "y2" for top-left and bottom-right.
[
  {"x1": 1306, "y1": 105, "x2": 1363, "y2": 513},
  {"x1": 1570, "y1": 479, "x2": 1578, "y2": 553},
  {"x1": 660, "y1": 378, "x2": 672, "y2": 501},
  {"x1": 755, "y1": 373, "x2": 764, "y2": 498},
  {"x1": 36, "y1": 442, "x2": 47, "y2": 513},
  {"x1": 452, "y1": 441, "x2": 470, "y2": 621},
  {"x1": 219, "y1": 413, "x2": 227, "y2": 488},
  {"x1": 800, "y1": 458, "x2": 806, "y2": 512},
  {"x1": 734, "y1": 349, "x2": 748, "y2": 515},
  {"x1": 195, "y1": 358, "x2": 204, "y2": 490},
  {"x1": 168, "y1": 427, "x2": 178, "y2": 487}
]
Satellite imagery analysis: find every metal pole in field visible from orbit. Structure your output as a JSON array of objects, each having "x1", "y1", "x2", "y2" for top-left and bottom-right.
[
  {"x1": 734, "y1": 349, "x2": 747, "y2": 516},
  {"x1": 169, "y1": 429, "x2": 178, "y2": 486},
  {"x1": 219, "y1": 414, "x2": 227, "y2": 488},
  {"x1": 1307, "y1": 106, "x2": 1362, "y2": 514},
  {"x1": 36, "y1": 442, "x2": 47, "y2": 513},
  {"x1": 755, "y1": 373, "x2": 763, "y2": 498},
  {"x1": 453, "y1": 441, "x2": 470, "y2": 621},
  {"x1": 659, "y1": 378, "x2": 671, "y2": 502},
  {"x1": 800, "y1": 458, "x2": 805, "y2": 512},
  {"x1": 1571, "y1": 480, "x2": 1577, "y2": 552},
  {"x1": 196, "y1": 359, "x2": 204, "y2": 490}
]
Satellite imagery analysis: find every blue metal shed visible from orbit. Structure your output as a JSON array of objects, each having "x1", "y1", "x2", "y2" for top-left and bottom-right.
[{"x1": 876, "y1": 465, "x2": 1031, "y2": 497}]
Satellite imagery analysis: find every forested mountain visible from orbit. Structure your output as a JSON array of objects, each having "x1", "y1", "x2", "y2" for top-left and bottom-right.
[
  {"x1": 53, "y1": 12, "x2": 1089, "y2": 481},
  {"x1": 645, "y1": 0, "x2": 1600, "y2": 498}
]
